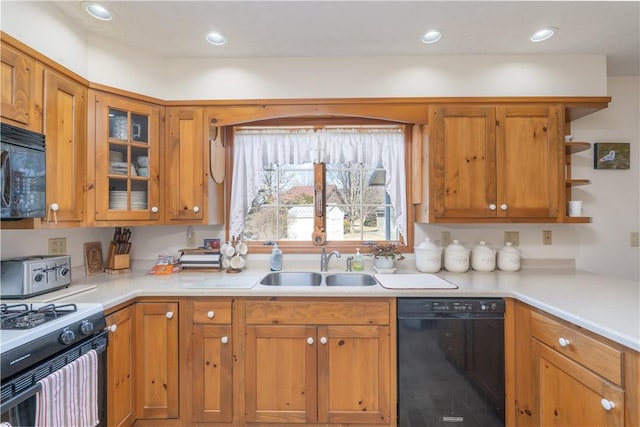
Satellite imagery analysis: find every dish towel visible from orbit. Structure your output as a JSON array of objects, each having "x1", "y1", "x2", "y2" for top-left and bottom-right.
[{"x1": 35, "y1": 349, "x2": 99, "y2": 427}]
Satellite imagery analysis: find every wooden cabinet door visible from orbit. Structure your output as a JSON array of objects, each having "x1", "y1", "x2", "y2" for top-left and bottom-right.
[
  {"x1": 245, "y1": 325, "x2": 318, "y2": 424},
  {"x1": 191, "y1": 324, "x2": 233, "y2": 423},
  {"x1": 92, "y1": 91, "x2": 161, "y2": 223},
  {"x1": 431, "y1": 105, "x2": 497, "y2": 219},
  {"x1": 532, "y1": 340, "x2": 624, "y2": 427},
  {"x1": 317, "y1": 325, "x2": 392, "y2": 425},
  {"x1": 135, "y1": 302, "x2": 179, "y2": 419},
  {"x1": 1, "y1": 43, "x2": 39, "y2": 131},
  {"x1": 106, "y1": 306, "x2": 136, "y2": 427},
  {"x1": 496, "y1": 105, "x2": 561, "y2": 219},
  {"x1": 165, "y1": 107, "x2": 207, "y2": 223},
  {"x1": 41, "y1": 66, "x2": 87, "y2": 226}
]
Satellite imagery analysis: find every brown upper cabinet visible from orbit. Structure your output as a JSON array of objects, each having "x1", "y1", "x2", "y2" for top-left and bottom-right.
[
  {"x1": 164, "y1": 107, "x2": 208, "y2": 224},
  {"x1": 89, "y1": 90, "x2": 162, "y2": 225},
  {"x1": 39, "y1": 65, "x2": 87, "y2": 227},
  {"x1": 1, "y1": 43, "x2": 40, "y2": 132},
  {"x1": 428, "y1": 104, "x2": 561, "y2": 223},
  {"x1": 1, "y1": 31, "x2": 612, "y2": 229}
]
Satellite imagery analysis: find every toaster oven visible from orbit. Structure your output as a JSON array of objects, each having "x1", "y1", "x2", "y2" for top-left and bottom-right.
[{"x1": 0, "y1": 255, "x2": 71, "y2": 299}]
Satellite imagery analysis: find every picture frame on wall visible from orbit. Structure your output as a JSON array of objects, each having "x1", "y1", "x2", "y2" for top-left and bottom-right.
[{"x1": 594, "y1": 142, "x2": 631, "y2": 169}]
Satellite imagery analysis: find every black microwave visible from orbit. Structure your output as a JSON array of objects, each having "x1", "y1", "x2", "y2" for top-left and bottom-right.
[{"x1": 0, "y1": 122, "x2": 46, "y2": 220}]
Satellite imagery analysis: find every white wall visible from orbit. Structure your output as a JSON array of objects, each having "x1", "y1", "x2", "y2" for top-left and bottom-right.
[
  {"x1": 1, "y1": 2, "x2": 638, "y2": 279},
  {"x1": 0, "y1": 1, "x2": 89, "y2": 76},
  {"x1": 158, "y1": 54, "x2": 607, "y2": 99}
]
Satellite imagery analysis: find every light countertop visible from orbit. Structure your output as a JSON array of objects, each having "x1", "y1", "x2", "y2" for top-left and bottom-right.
[{"x1": 21, "y1": 261, "x2": 640, "y2": 351}]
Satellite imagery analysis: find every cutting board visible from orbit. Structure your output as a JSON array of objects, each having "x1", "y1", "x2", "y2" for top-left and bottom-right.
[{"x1": 374, "y1": 273, "x2": 458, "y2": 290}]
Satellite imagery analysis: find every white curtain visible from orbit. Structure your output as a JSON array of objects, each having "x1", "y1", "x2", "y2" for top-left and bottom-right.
[{"x1": 230, "y1": 128, "x2": 407, "y2": 240}]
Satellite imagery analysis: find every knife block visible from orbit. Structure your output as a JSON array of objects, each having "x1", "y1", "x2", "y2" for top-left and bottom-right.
[{"x1": 106, "y1": 254, "x2": 130, "y2": 274}]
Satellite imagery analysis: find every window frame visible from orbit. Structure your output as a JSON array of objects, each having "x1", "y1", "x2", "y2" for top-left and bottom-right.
[{"x1": 223, "y1": 117, "x2": 415, "y2": 254}]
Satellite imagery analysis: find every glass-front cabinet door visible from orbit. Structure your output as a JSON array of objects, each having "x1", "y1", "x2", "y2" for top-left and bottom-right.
[{"x1": 94, "y1": 93, "x2": 161, "y2": 222}]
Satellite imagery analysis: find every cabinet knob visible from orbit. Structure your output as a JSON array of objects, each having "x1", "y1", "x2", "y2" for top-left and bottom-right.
[
  {"x1": 221, "y1": 336, "x2": 229, "y2": 344},
  {"x1": 489, "y1": 204, "x2": 497, "y2": 211},
  {"x1": 207, "y1": 310, "x2": 215, "y2": 319},
  {"x1": 600, "y1": 399, "x2": 615, "y2": 411},
  {"x1": 558, "y1": 337, "x2": 570, "y2": 347},
  {"x1": 500, "y1": 204, "x2": 508, "y2": 210},
  {"x1": 193, "y1": 206, "x2": 200, "y2": 213},
  {"x1": 166, "y1": 311, "x2": 174, "y2": 319},
  {"x1": 307, "y1": 337, "x2": 314, "y2": 345},
  {"x1": 108, "y1": 324, "x2": 117, "y2": 333},
  {"x1": 320, "y1": 336, "x2": 328, "y2": 345},
  {"x1": 151, "y1": 206, "x2": 159, "y2": 213}
]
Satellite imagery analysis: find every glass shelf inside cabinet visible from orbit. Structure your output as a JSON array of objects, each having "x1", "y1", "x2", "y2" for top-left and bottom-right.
[{"x1": 107, "y1": 108, "x2": 150, "y2": 211}]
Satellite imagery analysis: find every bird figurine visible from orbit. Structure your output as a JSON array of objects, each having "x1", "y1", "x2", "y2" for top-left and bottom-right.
[{"x1": 600, "y1": 150, "x2": 616, "y2": 162}]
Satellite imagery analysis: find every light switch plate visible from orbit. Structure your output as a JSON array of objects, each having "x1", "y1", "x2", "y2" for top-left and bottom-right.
[
  {"x1": 49, "y1": 237, "x2": 67, "y2": 255},
  {"x1": 441, "y1": 231, "x2": 451, "y2": 247},
  {"x1": 504, "y1": 231, "x2": 519, "y2": 246},
  {"x1": 631, "y1": 232, "x2": 639, "y2": 247},
  {"x1": 543, "y1": 230, "x2": 552, "y2": 245},
  {"x1": 186, "y1": 226, "x2": 197, "y2": 247}
]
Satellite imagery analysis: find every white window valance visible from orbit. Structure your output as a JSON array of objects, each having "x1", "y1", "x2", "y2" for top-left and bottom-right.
[{"x1": 230, "y1": 128, "x2": 407, "y2": 241}]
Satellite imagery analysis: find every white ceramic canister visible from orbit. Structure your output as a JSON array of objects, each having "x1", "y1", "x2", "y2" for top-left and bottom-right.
[
  {"x1": 471, "y1": 241, "x2": 497, "y2": 272},
  {"x1": 415, "y1": 238, "x2": 442, "y2": 273},
  {"x1": 497, "y1": 242, "x2": 521, "y2": 272},
  {"x1": 444, "y1": 240, "x2": 470, "y2": 273}
]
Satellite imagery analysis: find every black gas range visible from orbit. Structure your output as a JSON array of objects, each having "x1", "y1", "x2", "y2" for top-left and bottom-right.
[{"x1": 0, "y1": 301, "x2": 107, "y2": 425}]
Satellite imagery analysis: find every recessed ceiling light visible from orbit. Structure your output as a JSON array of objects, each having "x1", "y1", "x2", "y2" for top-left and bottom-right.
[
  {"x1": 82, "y1": 2, "x2": 114, "y2": 21},
  {"x1": 530, "y1": 27, "x2": 557, "y2": 43},
  {"x1": 205, "y1": 31, "x2": 226, "y2": 46},
  {"x1": 421, "y1": 29, "x2": 442, "y2": 44}
]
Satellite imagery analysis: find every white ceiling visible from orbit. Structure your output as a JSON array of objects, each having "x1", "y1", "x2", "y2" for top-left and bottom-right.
[{"x1": 52, "y1": 1, "x2": 640, "y2": 76}]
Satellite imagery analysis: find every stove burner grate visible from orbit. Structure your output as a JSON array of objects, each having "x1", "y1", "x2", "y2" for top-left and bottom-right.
[{"x1": 0, "y1": 303, "x2": 78, "y2": 330}]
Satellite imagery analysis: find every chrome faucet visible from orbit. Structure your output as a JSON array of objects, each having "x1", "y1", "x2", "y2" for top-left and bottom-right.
[{"x1": 320, "y1": 246, "x2": 342, "y2": 272}]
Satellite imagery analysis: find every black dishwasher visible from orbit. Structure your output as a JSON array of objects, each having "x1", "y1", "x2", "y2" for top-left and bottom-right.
[{"x1": 397, "y1": 298, "x2": 505, "y2": 427}]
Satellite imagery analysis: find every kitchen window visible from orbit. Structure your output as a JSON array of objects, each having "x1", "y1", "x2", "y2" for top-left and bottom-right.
[{"x1": 229, "y1": 125, "x2": 408, "y2": 250}]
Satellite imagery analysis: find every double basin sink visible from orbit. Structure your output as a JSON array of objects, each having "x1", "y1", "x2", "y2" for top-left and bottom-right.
[{"x1": 259, "y1": 271, "x2": 377, "y2": 287}]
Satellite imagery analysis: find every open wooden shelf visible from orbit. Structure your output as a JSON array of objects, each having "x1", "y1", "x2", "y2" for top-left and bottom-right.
[
  {"x1": 563, "y1": 216, "x2": 592, "y2": 224},
  {"x1": 566, "y1": 179, "x2": 591, "y2": 187},
  {"x1": 565, "y1": 142, "x2": 591, "y2": 154}
]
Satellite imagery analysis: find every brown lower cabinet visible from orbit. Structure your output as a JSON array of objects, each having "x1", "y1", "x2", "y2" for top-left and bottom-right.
[
  {"x1": 106, "y1": 305, "x2": 136, "y2": 427},
  {"x1": 107, "y1": 297, "x2": 396, "y2": 427},
  {"x1": 243, "y1": 298, "x2": 394, "y2": 426},
  {"x1": 513, "y1": 301, "x2": 639, "y2": 427}
]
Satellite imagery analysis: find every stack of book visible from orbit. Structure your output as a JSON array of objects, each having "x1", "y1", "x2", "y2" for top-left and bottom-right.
[{"x1": 179, "y1": 248, "x2": 222, "y2": 270}]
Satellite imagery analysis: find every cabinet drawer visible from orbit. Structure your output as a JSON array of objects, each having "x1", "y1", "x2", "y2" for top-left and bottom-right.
[
  {"x1": 245, "y1": 299, "x2": 390, "y2": 325},
  {"x1": 192, "y1": 301, "x2": 232, "y2": 324},
  {"x1": 530, "y1": 310, "x2": 623, "y2": 385}
]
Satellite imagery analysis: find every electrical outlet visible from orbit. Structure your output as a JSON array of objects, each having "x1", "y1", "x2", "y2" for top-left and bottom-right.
[
  {"x1": 186, "y1": 226, "x2": 197, "y2": 247},
  {"x1": 631, "y1": 232, "x2": 639, "y2": 247},
  {"x1": 49, "y1": 237, "x2": 67, "y2": 255},
  {"x1": 441, "y1": 231, "x2": 451, "y2": 247},
  {"x1": 504, "y1": 231, "x2": 519, "y2": 246},
  {"x1": 543, "y1": 230, "x2": 552, "y2": 245}
]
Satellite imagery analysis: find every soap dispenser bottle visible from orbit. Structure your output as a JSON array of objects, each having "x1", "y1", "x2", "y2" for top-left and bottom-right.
[
  {"x1": 352, "y1": 248, "x2": 364, "y2": 271},
  {"x1": 270, "y1": 243, "x2": 283, "y2": 271}
]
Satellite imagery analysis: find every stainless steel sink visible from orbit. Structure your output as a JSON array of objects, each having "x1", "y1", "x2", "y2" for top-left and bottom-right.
[
  {"x1": 325, "y1": 273, "x2": 377, "y2": 286},
  {"x1": 259, "y1": 272, "x2": 323, "y2": 286}
]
